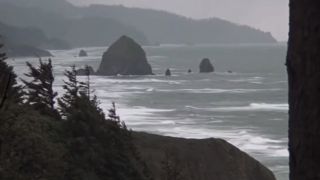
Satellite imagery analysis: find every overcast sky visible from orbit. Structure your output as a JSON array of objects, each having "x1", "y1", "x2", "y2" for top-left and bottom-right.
[{"x1": 67, "y1": 0, "x2": 289, "y2": 41}]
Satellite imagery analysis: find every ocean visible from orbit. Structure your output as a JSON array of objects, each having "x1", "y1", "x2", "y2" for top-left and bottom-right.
[{"x1": 9, "y1": 43, "x2": 288, "y2": 180}]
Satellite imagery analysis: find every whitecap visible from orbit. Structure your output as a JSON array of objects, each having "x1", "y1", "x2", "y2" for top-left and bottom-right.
[
  {"x1": 161, "y1": 120, "x2": 176, "y2": 125},
  {"x1": 90, "y1": 77, "x2": 183, "y2": 84},
  {"x1": 187, "y1": 103, "x2": 288, "y2": 112},
  {"x1": 157, "y1": 88, "x2": 281, "y2": 94},
  {"x1": 272, "y1": 149, "x2": 289, "y2": 157},
  {"x1": 250, "y1": 103, "x2": 289, "y2": 111},
  {"x1": 146, "y1": 88, "x2": 154, "y2": 92}
]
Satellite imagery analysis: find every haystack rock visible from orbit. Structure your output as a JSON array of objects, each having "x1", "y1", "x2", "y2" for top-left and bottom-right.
[
  {"x1": 199, "y1": 58, "x2": 214, "y2": 73},
  {"x1": 79, "y1": 49, "x2": 88, "y2": 57},
  {"x1": 96, "y1": 36, "x2": 153, "y2": 76}
]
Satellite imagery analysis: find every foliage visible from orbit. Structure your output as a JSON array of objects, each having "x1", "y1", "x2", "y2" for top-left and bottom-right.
[
  {"x1": 58, "y1": 65, "x2": 79, "y2": 118},
  {"x1": 0, "y1": 43, "x2": 22, "y2": 110},
  {"x1": 0, "y1": 103, "x2": 66, "y2": 180},
  {"x1": 0, "y1": 49, "x2": 153, "y2": 180},
  {"x1": 22, "y1": 58, "x2": 59, "y2": 118},
  {"x1": 60, "y1": 66, "x2": 149, "y2": 180}
]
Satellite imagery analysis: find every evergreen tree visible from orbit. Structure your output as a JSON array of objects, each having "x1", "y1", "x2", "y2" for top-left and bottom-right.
[
  {"x1": 0, "y1": 44, "x2": 152, "y2": 180},
  {"x1": 78, "y1": 65, "x2": 92, "y2": 98},
  {"x1": 58, "y1": 65, "x2": 79, "y2": 118},
  {"x1": 0, "y1": 44, "x2": 66, "y2": 180},
  {"x1": 108, "y1": 101, "x2": 120, "y2": 122},
  {"x1": 58, "y1": 67, "x2": 150, "y2": 180},
  {"x1": 0, "y1": 106, "x2": 66, "y2": 180},
  {"x1": 0, "y1": 43, "x2": 22, "y2": 110},
  {"x1": 22, "y1": 59, "x2": 59, "y2": 118}
]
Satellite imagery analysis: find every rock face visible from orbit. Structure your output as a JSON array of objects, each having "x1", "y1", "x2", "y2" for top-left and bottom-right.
[
  {"x1": 287, "y1": 1, "x2": 320, "y2": 179},
  {"x1": 96, "y1": 36, "x2": 153, "y2": 76},
  {"x1": 76, "y1": 66, "x2": 95, "y2": 76},
  {"x1": 133, "y1": 132, "x2": 276, "y2": 180},
  {"x1": 199, "y1": 58, "x2": 214, "y2": 73},
  {"x1": 79, "y1": 49, "x2": 88, "y2": 57},
  {"x1": 165, "y1": 68, "x2": 171, "y2": 76}
]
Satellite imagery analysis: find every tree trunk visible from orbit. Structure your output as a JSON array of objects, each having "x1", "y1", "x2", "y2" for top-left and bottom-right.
[{"x1": 287, "y1": 1, "x2": 320, "y2": 179}]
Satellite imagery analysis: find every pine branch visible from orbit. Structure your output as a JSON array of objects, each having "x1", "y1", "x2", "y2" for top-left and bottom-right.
[{"x1": 0, "y1": 73, "x2": 12, "y2": 109}]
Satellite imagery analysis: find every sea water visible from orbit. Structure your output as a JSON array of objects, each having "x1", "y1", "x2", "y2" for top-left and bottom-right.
[{"x1": 9, "y1": 43, "x2": 288, "y2": 180}]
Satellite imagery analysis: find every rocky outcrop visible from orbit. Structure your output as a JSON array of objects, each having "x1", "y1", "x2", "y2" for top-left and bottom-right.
[
  {"x1": 133, "y1": 132, "x2": 276, "y2": 180},
  {"x1": 165, "y1": 68, "x2": 171, "y2": 76},
  {"x1": 96, "y1": 36, "x2": 153, "y2": 76},
  {"x1": 199, "y1": 58, "x2": 214, "y2": 73},
  {"x1": 76, "y1": 66, "x2": 95, "y2": 76},
  {"x1": 78, "y1": 49, "x2": 88, "y2": 57},
  {"x1": 287, "y1": 1, "x2": 320, "y2": 179}
]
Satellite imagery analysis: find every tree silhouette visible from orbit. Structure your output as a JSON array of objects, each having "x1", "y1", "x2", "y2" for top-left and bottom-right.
[
  {"x1": 287, "y1": 1, "x2": 320, "y2": 179},
  {"x1": 58, "y1": 65, "x2": 79, "y2": 118},
  {"x1": 0, "y1": 44, "x2": 10, "y2": 109},
  {"x1": 22, "y1": 58, "x2": 59, "y2": 118},
  {"x1": 0, "y1": 43, "x2": 21, "y2": 110}
]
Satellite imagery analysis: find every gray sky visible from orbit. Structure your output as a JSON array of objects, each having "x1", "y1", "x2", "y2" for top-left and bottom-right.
[{"x1": 67, "y1": 0, "x2": 289, "y2": 41}]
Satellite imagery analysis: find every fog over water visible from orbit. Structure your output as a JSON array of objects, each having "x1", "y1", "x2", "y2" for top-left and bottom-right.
[{"x1": 68, "y1": 0, "x2": 289, "y2": 41}]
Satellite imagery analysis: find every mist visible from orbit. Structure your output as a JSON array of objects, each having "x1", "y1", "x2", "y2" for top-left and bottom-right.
[{"x1": 67, "y1": 0, "x2": 289, "y2": 41}]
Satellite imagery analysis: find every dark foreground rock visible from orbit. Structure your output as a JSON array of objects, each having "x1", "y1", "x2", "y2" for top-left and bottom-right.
[
  {"x1": 96, "y1": 36, "x2": 153, "y2": 76},
  {"x1": 79, "y1": 49, "x2": 88, "y2": 57},
  {"x1": 76, "y1": 66, "x2": 95, "y2": 76},
  {"x1": 133, "y1": 132, "x2": 276, "y2": 180},
  {"x1": 199, "y1": 58, "x2": 214, "y2": 73}
]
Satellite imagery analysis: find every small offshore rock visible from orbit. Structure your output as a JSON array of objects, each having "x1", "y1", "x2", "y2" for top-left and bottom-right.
[
  {"x1": 79, "y1": 49, "x2": 88, "y2": 57},
  {"x1": 165, "y1": 68, "x2": 171, "y2": 76},
  {"x1": 76, "y1": 66, "x2": 95, "y2": 76}
]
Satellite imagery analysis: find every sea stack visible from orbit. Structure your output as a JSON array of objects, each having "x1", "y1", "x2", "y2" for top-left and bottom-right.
[
  {"x1": 76, "y1": 65, "x2": 95, "y2": 76},
  {"x1": 96, "y1": 36, "x2": 153, "y2": 76},
  {"x1": 165, "y1": 68, "x2": 171, "y2": 76},
  {"x1": 79, "y1": 49, "x2": 88, "y2": 57},
  {"x1": 199, "y1": 58, "x2": 214, "y2": 73}
]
